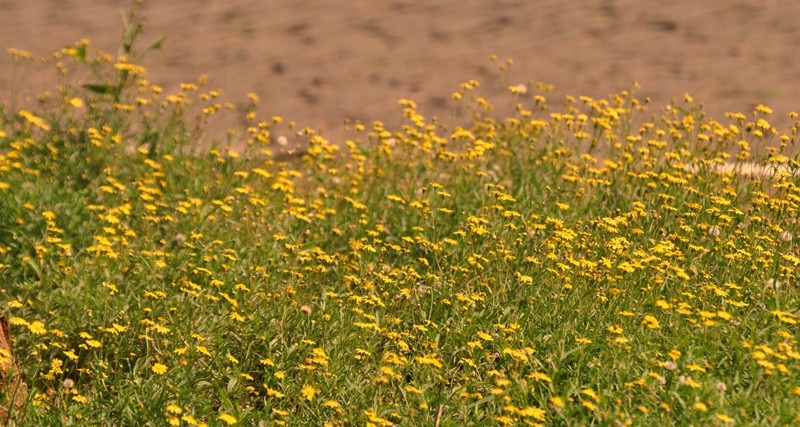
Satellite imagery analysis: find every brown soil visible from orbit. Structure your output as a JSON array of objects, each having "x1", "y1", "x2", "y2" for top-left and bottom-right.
[{"x1": 2, "y1": 0, "x2": 799, "y2": 141}]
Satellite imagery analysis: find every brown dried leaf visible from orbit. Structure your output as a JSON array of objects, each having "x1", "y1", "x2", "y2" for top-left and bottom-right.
[{"x1": 0, "y1": 315, "x2": 27, "y2": 421}]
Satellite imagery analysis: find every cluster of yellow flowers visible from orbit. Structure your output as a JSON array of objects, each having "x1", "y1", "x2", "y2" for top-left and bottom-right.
[{"x1": 0, "y1": 42, "x2": 798, "y2": 425}]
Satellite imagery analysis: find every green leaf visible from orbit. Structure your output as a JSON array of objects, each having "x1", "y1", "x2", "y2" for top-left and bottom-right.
[
  {"x1": 75, "y1": 44, "x2": 87, "y2": 62},
  {"x1": 82, "y1": 83, "x2": 116, "y2": 94},
  {"x1": 147, "y1": 37, "x2": 166, "y2": 52}
]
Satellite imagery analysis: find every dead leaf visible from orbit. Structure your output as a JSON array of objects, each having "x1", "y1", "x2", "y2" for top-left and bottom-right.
[{"x1": 0, "y1": 315, "x2": 27, "y2": 421}]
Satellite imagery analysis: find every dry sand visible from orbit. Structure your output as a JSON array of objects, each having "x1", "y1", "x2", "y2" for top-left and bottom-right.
[{"x1": 2, "y1": 0, "x2": 799, "y2": 142}]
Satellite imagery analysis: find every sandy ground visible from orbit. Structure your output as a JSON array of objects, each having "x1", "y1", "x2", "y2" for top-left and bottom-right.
[{"x1": 2, "y1": 0, "x2": 800, "y2": 143}]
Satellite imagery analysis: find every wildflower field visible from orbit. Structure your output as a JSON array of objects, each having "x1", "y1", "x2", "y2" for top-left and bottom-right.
[{"x1": 2, "y1": 25, "x2": 800, "y2": 427}]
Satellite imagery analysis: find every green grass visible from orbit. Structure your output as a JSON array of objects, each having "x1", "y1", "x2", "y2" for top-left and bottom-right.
[{"x1": 1, "y1": 24, "x2": 799, "y2": 427}]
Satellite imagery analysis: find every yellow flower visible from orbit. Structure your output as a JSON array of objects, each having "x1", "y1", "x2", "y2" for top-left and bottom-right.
[
  {"x1": 550, "y1": 396, "x2": 565, "y2": 408},
  {"x1": 715, "y1": 413, "x2": 735, "y2": 423},
  {"x1": 496, "y1": 415, "x2": 516, "y2": 425},
  {"x1": 218, "y1": 412, "x2": 237, "y2": 425},
  {"x1": 687, "y1": 364, "x2": 706, "y2": 372},
  {"x1": 7, "y1": 47, "x2": 33, "y2": 60},
  {"x1": 166, "y1": 404, "x2": 183, "y2": 414},
  {"x1": 517, "y1": 406, "x2": 546, "y2": 420},
  {"x1": 581, "y1": 388, "x2": 599, "y2": 401},
  {"x1": 301, "y1": 384, "x2": 320, "y2": 401},
  {"x1": 414, "y1": 355, "x2": 443, "y2": 368},
  {"x1": 28, "y1": 321, "x2": 47, "y2": 335},
  {"x1": 264, "y1": 386, "x2": 285, "y2": 398},
  {"x1": 19, "y1": 110, "x2": 50, "y2": 131},
  {"x1": 404, "y1": 385, "x2": 422, "y2": 394},
  {"x1": 477, "y1": 331, "x2": 493, "y2": 341},
  {"x1": 692, "y1": 402, "x2": 707, "y2": 412},
  {"x1": 322, "y1": 400, "x2": 340, "y2": 408},
  {"x1": 641, "y1": 315, "x2": 660, "y2": 329},
  {"x1": 680, "y1": 376, "x2": 701, "y2": 388},
  {"x1": 529, "y1": 372, "x2": 552, "y2": 382},
  {"x1": 272, "y1": 408, "x2": 289, "y2": 417},
  {"x1": 152, "y1": 363, "x2": 168, "y2": 375}
]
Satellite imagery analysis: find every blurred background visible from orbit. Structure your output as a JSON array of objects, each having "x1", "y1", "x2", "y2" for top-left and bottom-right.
[{"x1": 2, "y1": 0, "x2": 799, "y2": 140}]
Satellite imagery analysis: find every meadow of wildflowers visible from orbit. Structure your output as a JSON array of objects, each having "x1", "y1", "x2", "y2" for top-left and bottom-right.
[{"x1": 1, "y1": 24, "x2": 800, "y2": 427}]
